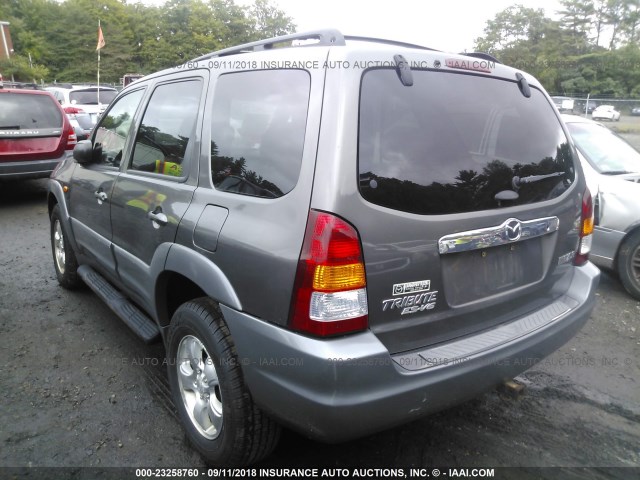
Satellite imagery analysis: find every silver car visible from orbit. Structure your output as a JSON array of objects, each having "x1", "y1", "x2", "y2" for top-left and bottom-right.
[{"x1": 563, "y1": 114, "x2": 640, "y2": 299}]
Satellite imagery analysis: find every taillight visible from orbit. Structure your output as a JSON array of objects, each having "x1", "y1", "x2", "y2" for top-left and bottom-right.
[
  {"x1": 575, "y1": 189, "x2": 594, "y2": 266},
  {"x1": 289, "y1": 210, "x2": 368, "y2": 337},
  {"x1": 65, "y1": 127, "x2": 77, "y2": 150},
  {"x1": 64, "y1": 106, "x2": 85, "y2": 114}
]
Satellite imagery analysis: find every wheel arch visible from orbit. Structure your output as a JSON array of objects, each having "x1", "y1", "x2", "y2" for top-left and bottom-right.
[
  {"x1": 48, "y1": 180, "x2": 80, "y2": 253},
  {"x1": 616, "y1": 222, "x2": 640, "y2": 266},
  {"x1": 155, "y1": 244, "x2": 242, "y2": 327}
]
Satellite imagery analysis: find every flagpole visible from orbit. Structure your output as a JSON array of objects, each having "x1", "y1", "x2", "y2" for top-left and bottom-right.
[{"x1": 97, "y1": 19, "x2": 101, "y2": 107}]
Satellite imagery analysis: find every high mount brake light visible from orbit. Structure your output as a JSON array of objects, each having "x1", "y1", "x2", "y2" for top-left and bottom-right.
[
  {"x1": 289, "y1": 210, "x2": 368, "y2": 337},
  {"x1": 575, "y1": 189, "x2": 594, "y2": 266}
]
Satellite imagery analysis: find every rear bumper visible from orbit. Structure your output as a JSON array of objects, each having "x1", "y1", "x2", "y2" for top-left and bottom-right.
[
  {"x1": 0, "y1": 154, "x2": 69, "y2": 180},
  {"x1": 222, "y1": 262, "x2": 600, "y2": 443}
]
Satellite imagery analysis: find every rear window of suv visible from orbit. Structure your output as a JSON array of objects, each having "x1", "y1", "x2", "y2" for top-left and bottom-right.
[
  {"x1": 0, "y1": 92, "x2": 62, "y2": 129},
  {"x1": 358, "y1": 69, "x2": 575, "y2": 215},
  {"x1": 69, "y1": 88, "x2": 117, "y2": 105}
]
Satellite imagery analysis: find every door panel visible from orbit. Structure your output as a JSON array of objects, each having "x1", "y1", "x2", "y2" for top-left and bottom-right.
[
  {"x1": 110, "y1": 77, "x2": 204, "y2": 305},
  {"x1": 68, "y1": 167, "x2": 118, "y2": 272},
  {"x1": 68, "y1": 88, "x2": 146, "y2": 276}
]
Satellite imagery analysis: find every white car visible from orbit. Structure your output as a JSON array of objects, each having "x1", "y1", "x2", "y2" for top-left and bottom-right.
[
  {"x1": 46, "y1": 85, "x2": 118, "y2": 125},
  {"x1": 591, "y1": 104, "x2": 621, "y2": 121},
  {"x1": 563, "y1": 114, "x2": 640, "y2": 299}
]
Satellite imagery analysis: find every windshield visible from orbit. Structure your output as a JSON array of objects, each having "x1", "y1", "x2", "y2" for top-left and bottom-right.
[
  {"x1": 566, "y1": 121, "x2": 640, "y2": 174},
  {"x1": 70, "y1": 88, "x2": 117, "y2": 105},
  {"x1": 358, "y1": 69, "x2": 575, "y2": 215}
]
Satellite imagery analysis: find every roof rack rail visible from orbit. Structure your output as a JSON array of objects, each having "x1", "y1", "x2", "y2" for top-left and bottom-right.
[
  {"x1": 193, "y1": 29, "x2": 346, "y2": 61},
  {"x1": 344, "y1": 35, "x2": 438, "y2": 52},
  {"x1": 462, "y1": 52, "x2": 502, "y2": 64}
]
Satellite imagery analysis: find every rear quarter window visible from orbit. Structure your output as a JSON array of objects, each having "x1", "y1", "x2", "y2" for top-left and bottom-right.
[
  {"x1": 358, "y1": 69, "x2": 576, "y2": 215},
  {"x1": 210, "y1": 69, "x2": 311, "y2": 198}
]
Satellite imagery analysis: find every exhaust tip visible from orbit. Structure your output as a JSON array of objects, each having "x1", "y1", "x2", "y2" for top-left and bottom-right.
[{"x1": 498, "y1": 379, "x2": 526, "y2": 399}]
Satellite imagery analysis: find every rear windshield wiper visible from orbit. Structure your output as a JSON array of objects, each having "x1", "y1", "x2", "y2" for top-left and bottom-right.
[
  {"x1": 512, "y1": 171, "x2": 565, "y2": 189},
  {"x1": 601, "y1": 170, "x2": 635, "y2": 175},
  {"x1": 0, "y1": 125, "x2": 21, "y2": 129}
]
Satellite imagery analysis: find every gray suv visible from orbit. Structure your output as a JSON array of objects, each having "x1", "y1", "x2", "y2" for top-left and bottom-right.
[{"x1": 48, "y1": 30, "x2": 600, "y2": 465}]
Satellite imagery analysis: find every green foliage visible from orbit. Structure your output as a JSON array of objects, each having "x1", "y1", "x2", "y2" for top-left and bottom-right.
[
  {"x1": 0, "y1": 54, "x2": 49, "y2": 83},
  {"x1": 475, "y1": 0, "x2": 640, "y2": 97},
  {"x1": 2, "y1": 0, "x2": 295, "y2": 83}
]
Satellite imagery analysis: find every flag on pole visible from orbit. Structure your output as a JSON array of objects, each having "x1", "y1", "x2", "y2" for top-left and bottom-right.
[{"x1": 96, "y1": 23, "x2": 105, "y2": 51}]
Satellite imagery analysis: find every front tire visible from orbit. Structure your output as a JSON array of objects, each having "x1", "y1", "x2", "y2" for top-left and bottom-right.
[
  {"x1": 50, "y1": 204, "x2": 81, "y2": 289},
  {"x1": 167, "y1": 298, "x2": 281, "y2": 465},
  {"x1": 618, "y1": 230, "x2": 640, "y2": 300}
]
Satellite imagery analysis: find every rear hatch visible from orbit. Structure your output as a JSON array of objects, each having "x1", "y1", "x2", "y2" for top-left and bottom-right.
[
  {"x1": 0, "y1": 90, "x2": 67, "y2": 162},
  {"x1": 348, "y1": 65, "x2": 582, "y2": 354}
]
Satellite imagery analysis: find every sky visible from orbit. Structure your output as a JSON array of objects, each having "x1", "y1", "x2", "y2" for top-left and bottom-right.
[
  {"x1": 141, "y1": 0, "x2": 564, "y2": 53},
  {"x1": 251, "y1": 0, "x2": 564, "y2": 52}
]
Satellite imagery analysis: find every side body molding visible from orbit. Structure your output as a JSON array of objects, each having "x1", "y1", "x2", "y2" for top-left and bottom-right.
[{"x1": 164, "y1": 243, "x2": 242, "y2": 311}]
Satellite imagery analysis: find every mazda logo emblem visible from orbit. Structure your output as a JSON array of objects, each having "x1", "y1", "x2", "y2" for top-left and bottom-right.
[{"x1": 505, "y1": 219, "x2": 522, "y2": 241}]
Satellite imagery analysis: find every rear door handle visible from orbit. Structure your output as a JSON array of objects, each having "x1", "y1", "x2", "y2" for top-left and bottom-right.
[{"x1": 148, "y1": 209, "x2": 168, "y2": 228}]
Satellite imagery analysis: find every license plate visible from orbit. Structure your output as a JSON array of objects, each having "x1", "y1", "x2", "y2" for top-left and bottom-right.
[{"x1": 441, "y1": 239, "x2": 543, "y2": 305}]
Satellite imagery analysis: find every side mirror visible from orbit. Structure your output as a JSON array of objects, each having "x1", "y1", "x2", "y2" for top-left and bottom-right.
[{"x1": 73, "y1": 140, "x2": 101, "y2": 165}]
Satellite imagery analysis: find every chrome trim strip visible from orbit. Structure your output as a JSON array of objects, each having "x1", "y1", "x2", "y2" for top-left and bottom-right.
[{"x1": 438, "y1": 216, "x2": 559, "y2": 254}]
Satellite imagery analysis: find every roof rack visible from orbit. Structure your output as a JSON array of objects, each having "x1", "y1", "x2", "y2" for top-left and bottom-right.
[
  {"x1": 193, "y1": 29, "x2": 346, "y2": 61},
  {"x1": 462, "y1": 52, "x2": 502, "y2": 64},
  {"x1": 344, "y1": 35, "x2": 438, "y2": 52}
]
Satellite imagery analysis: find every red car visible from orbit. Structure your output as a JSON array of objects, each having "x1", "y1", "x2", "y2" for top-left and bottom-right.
[{"x1": 0, "y1": 87, "x2": 77, "y2": 180}]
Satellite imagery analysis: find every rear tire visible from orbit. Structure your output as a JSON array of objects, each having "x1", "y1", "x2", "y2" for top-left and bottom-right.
[
  {"x1": 617, "y1": 230, "x2": 640, "y2": 300},
  {"x1": 50, "y1": 204, "x2": 81, "y2": 289},
  {"x1": 167, "y1": 298, "x2": 281, "y2": 465}
]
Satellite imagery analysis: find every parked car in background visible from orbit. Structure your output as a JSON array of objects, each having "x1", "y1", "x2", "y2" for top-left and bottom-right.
[
  {"x1": 0, "y1": 88, "x2": 76, "y2": 179},
  {"x1": 46, "y1": 85, "x2": 118, "y2": 125},
  {"x1": 0, "y1": 73, "x2": 3, "y2": 88},
  {"x1": 551, "y1": 96, "x2": 575, "y2": 113},
  {"x1": 583, "y1": 100, "x2": 597, "y2": 114},
  {"x1": 121, "y1": 73, "x2": 145, "y2": 87},
  {"x1": 631, "y1": 106, "x2": 640, "y2": 116},
  {"x1": 592, "y1": 104, "x2": 620, "y2": 121},
  {"x1": 563, "y1": 114, "x2": 640, "y2": 299}
]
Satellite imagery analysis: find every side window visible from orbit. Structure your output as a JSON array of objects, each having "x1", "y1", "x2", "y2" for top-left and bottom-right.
[
  {"x1": 211, "y1": 70, "x2": 310, "y2": 198},
  {"x1": 93, "y1": 89, "x2": 145, "y2": 167},
  {"x1": 129, "y1": 79, "x2": 203, "y2": 178}
]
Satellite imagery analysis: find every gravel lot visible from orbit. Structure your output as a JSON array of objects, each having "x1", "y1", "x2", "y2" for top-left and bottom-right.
[{"x1": 0, "y1": 126, "x2": 639, "y2": 478}]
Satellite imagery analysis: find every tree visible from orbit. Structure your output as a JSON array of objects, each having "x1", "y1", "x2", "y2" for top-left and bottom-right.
[
  {"x1": 250, "y1": 0, "x2": 296, "y2": 38},
  {"x1": 592, "y1": 0, "x2": 608, "y2": 46},
  {"x1": 605, "y1": 0, "x2": 628, "y2": 49},
  {"x1": 620, "y1": 0, "x2": 640, "y2": 45},
  {"x1": 558, "y1": 0, "x2": 594, "y2": 50},
  {"x1": 1, "y1": 0, "x2": 295, "y2": 83},
  {"x1": 474, "y1": 2, "x2": 639, "y2": 96},
  {"x1": 474, "y1": 5, "x2": 548, "y2": 54},
  {"x1": 0, "y1": 54, "x2": 49, "y2": 83}
]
